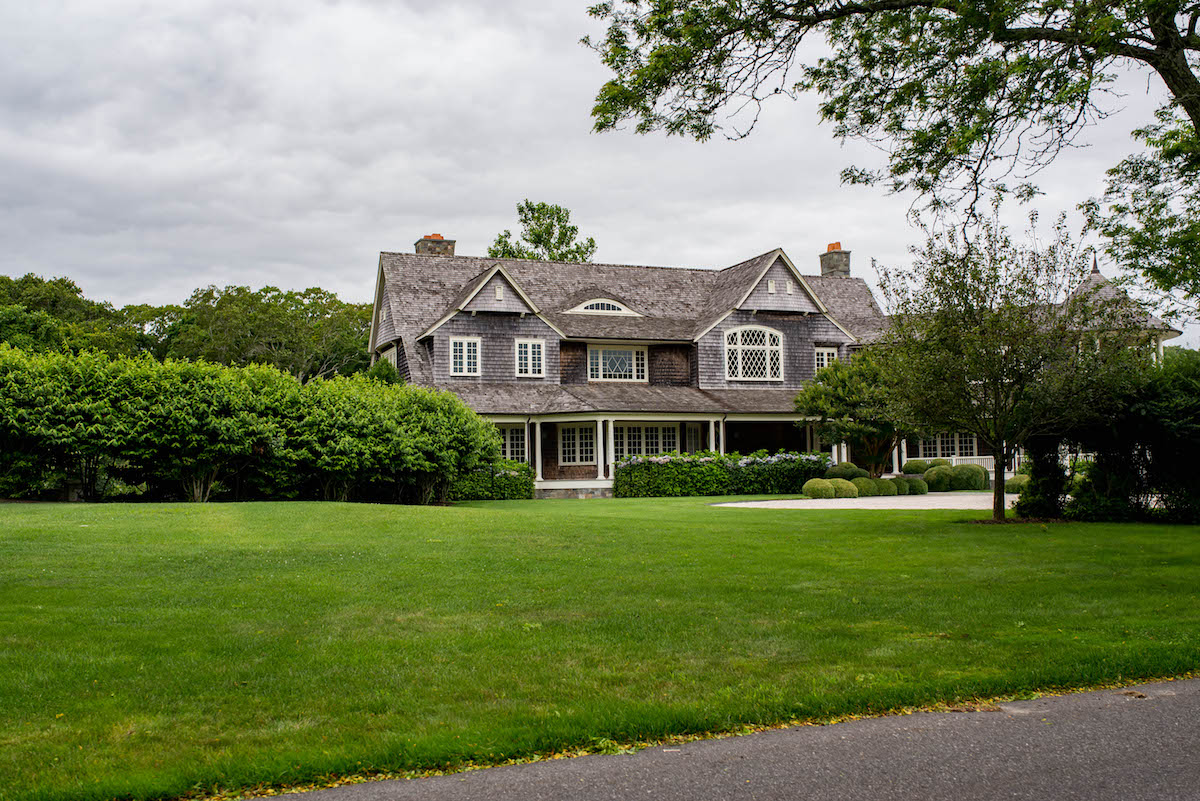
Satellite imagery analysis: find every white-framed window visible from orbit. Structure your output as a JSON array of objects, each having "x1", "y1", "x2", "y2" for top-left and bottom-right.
[
  {"x1": 494, "y1": 284, "x2": 505, "y2": 301},
  {"x1": 559, "y1": 424, "x2": 596, "y2": 465},
  {"x1": 566, "y1": 298, "x2": 641, "y2": 316},
  {"x1": 767, "y1": 279, "x2": 776, "y2": 294},
  {"x1": 449, "y1": 336, "x2": 481, "y2": 376},
  {"x1": 613, "y1": 424, "x2": 679, "y2": 460},
  {"x1": 786, "y1": 280, "x2": 794, "y2": 295},
  {"x1": 685, "y1": 423, "x2": 701, "y2": 453},
  {"x1": 514, "y1": 339, "x2": 545, "y2": 377},
  {"x1": 588, "y1": 346, "x2": 647, "y2": 382},
  {"x1": 919, "y1": 434, "x2": 979, "y2": 459},
  {"x1": 498, "y1": 425, "x2": 526, "y2": 462},
  {"x1": 725, "y1": 326, "x2": 783, "y2": 381},
  {"x1": 381, "y1": 346, "x2": 397, "y2": 366},
  {"x1": 814, "y1": 347, "x2": 838, "y2": 371}
]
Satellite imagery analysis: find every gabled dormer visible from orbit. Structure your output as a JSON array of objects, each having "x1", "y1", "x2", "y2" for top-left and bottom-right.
[{"x1": 738, "y1": 253, "x2": 823, "y2": 314}]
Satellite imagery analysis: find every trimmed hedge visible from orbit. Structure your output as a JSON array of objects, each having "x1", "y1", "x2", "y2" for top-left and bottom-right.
[
  {"x1": 905, "y1": 477, "x2": 929, "y2": 494},
  {"x1": 923, "y1": 465, "x2": 954, "y2": 491},
  {"x1": 802, "y1": 478, "x2": 835, "y2": 499},
  {"x1": 900, "y1": 460, "x2": 929, "y2": 474},
  {"x1": 851, "y1": 477, "x2": 878, "y2": 496},
  {"x1": 890, "y1": 477, "x2": 910, "y2": 495},
  {"x1": 825, "y1": 461, "x2": 870, "y2": 480},
  {"x1": 448, "y1": 460, "x2": 534, "y2": 501},
  {"x1": 1005, "y1": 474, "x2": 1031, "y2": 494},
  {"x1": 950, "y1": 463, "x2": 989, "y2": 491},
  {"x1": 613, "y1": 450, "x2": 831, "y2": 498},
  {"x1": 928, "y1": 458, "x2": 952, "y2": 467},
  {"x1": 873, "y1": 478, "x2": 898, "y2": 496},
  {"x1": 829, "y1": 478, "x2": 858, "y2": 498}
]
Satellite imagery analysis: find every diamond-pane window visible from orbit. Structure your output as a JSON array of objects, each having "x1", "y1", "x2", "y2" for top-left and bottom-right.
[
  {"x1": 588, "y1": 346, "x2": 648, "y2": 382},
  {"x1": 725, "y1": 326, "x2": 783, "y2": 381}
]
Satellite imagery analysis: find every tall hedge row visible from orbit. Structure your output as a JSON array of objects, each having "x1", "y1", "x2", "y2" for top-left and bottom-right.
[
  {"x1": 613, "y1": 451, "x2": 832, "y2": 498},
  {"x1": 0, "y1": 346, "x2": 498, "y2": 503}
]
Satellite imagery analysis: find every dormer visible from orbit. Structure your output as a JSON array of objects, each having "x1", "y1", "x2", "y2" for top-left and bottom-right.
[
  {"x1": 463, "y1": 271, "x2": 535, "y2": 314},
  {"x1": 740, "y1": 254, "x2": 822, "y2": 314}
]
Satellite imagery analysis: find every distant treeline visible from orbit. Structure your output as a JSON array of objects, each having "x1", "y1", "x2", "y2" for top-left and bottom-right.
[
  {"x1": 0, "y1": 274, "x2": 371, "y2": 382},
  {"x1": 0, "y1": 347, "x2": 495, "y2": 503}
]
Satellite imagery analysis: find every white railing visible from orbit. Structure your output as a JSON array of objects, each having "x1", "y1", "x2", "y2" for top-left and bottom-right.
[{"x1": 946, "y1": 453, "x2": 1023, "y2": 476}]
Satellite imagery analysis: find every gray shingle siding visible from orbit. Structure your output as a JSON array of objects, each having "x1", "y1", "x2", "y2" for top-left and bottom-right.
[
  {"x1": 696, "y1": 310, "x2": 853, "y2": 390},
  {"x1": 741, "y1": 259, "x2": 821, "y2": 313},
  {"x1": 649, "y1": 344, "x2": 691, "y2": 386},
  {"x1": 462, "y1": 273, "x2": 534, "y2": 314},
  {"x1": 430, "y1": 313, "x2": 560, "y2": 384}
]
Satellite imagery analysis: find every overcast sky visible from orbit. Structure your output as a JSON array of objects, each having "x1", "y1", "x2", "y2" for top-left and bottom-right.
[{"x1": 2, "y1": 0, "x2": 1194, "y2": 344}]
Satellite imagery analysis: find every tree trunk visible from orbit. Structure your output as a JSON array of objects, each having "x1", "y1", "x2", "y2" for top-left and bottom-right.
[{"x1": 992, "y1": 443, "x2": 1007, "y2": 522}]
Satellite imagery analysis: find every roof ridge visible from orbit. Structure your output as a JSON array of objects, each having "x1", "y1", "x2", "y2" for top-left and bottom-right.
[{"x1": 379, "y1": 251, "x2": 724, "y2": 275}]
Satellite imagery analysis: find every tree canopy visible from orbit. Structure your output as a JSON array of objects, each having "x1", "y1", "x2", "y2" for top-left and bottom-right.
[
  {"x1": 488, "y1": 200, "x2": 599, "y2": 262},
  {"x1": 794, "y1": 349, "x2": 904, "y2": 477},
  {"x1": 876, "y1": 212, "x2": 1149, "y2": 520},
  {"x1": 586, "y1": 0, "x2": 1200, "y2": 311}
]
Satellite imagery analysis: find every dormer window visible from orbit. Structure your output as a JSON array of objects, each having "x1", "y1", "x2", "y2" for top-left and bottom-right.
[
  {"x1": 725, "y1": 326, "x2": 783, "y2": 381},
  {"x1": 767, "y1": 280, "x2": 776, "y2": 294},
  {"x1": 566, "y1": 298, "x2": 642, "y2": 316},
  {"x1": 494, "y1": 284, "x2": 504, "y2": 301}
]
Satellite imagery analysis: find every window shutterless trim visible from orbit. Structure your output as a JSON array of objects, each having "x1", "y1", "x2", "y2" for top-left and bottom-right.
[
  {"x1": 587, "y1": 345, "x2": 648, "y2": 383},
  {"x1": 449, "y1": 336, "x2": 482, "y2": 376},
  {"x1": 513, "y1": 338, "x2": 545, "y2": 378}
]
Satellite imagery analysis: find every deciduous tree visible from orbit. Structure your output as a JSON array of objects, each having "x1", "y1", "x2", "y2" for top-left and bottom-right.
[{"x1": 489, "y1": 200, "x2": 598, "y2": 262}]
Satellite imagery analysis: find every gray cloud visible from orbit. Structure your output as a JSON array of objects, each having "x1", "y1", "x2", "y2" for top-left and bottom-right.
[{"x1": 0, "y1": 0, "x2": 1193, "y2": 343}]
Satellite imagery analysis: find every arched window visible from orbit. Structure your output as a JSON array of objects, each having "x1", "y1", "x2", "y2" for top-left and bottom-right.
[
  {"x1": 725, "y1": 326, "x2": 783, "y2": 381},
  {"x1": 566, "y1": 298, "x2": 641, "y2": 316}
]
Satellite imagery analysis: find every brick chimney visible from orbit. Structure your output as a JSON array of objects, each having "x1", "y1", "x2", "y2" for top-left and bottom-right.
[
  {"x1": 415, "y1": 233, "x2": 455, "y2": 256},
  {"x1": 819, "y1": 242, "x2": 850, "y2": 277}
]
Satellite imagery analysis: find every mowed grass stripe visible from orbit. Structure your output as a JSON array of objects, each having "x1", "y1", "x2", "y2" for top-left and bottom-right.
[{"x1": 1, "y1": 499, "x2": 1197, "y2": 801}]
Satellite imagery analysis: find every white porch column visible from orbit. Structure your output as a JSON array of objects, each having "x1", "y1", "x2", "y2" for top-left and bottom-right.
[
  {"x1": 595, "y1": 418, "x2": 604, "y2": 480},
  {"x1": 534, "y1": 421, "x2": 543, "y2": 481},
  {"x1": 899, "y1": 439, "x2": 908, "y2": 471},
  {"x1": 891, "y1": 444, "x2": 900, "y2": 474},
  {"x1": 719, "y1": 418, "x2": 727, "y2": 455},
  {"x1": 524, "y1": 422, "x2": 531, "y2": 468},
  {"x1": 830, "y1": 442, "x2": 837, "y2": 463},
  {"x1": 709, "y1": 419, "x2": 716, "y2": 452},
  {"x1": 607, "y1": 418, "x2": 616, "y2": 478}
]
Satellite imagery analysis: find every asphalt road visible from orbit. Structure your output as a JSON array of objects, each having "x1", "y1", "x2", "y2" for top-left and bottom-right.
[{"x1": 291, "y1": 678, "x2": 1200, "y2": 801}]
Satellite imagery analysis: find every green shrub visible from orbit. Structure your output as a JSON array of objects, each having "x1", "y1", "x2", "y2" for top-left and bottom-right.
[
  {"x1": 613, "y1": 451, "x2": 831, "y2": 498},
  {"x1": 873, "y1": 478, "x2": 898, "y2": 496},
  {"x1": 923, "y1": 465, "x2": 954, "y2": 491},
  {"x1": 905, "y1": 477, "x2": 929, "y2": 494},
  {"x1": 890, "y1": 477, "x2": 909, "y2": 495},
  {"x1": 448, "y1": 460, "x2": 534, "y2": 501},
  {"x1": 802, "y1": 478, "x2": 835, "y2": 499},
  {"x1": 928, "y1": 458, "x2": 952, "y2": 467},
  {"x1": 851, "y1": 477, "x2": 878, "y2": 496},
  {"x1": 826, "y1": 461, "x2": 869, "y2": 480},
  {"x1": 950, "y1": 463, "x2": 988, "y2": 491},
  {"x1": 1004, "y1": 474, "x2": 1031, "y2": 494},
  {"x1": 900, "y1": 459, "x2": 928, "y2": 474},
  {"x1": 829, "y1": 478, "x2": 858, "y2": 498}
]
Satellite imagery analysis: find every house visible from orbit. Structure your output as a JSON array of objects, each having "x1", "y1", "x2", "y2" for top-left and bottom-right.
[
  {"x1": 369, "y1": 235, "x2": 887, "y2": 497},
  {"x1": 369, "y1": 236, "x2": 1182, "y2": 496}
]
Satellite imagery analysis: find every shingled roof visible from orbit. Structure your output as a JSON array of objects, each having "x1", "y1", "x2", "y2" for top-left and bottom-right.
[
  {"x1": 437, "y1": 383, "x2": 805, "y2": 416},
  {"x1": 372, "y1": 247, "x2": 887, "y2": 383}
]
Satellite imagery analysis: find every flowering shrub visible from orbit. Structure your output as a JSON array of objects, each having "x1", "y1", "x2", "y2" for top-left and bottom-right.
[
  {"x1": 613, "y1": 450, "x2": 831, "y2": 498},
  {"x1": 448, "y1": 459, "x2": 534, "y2": 501}
]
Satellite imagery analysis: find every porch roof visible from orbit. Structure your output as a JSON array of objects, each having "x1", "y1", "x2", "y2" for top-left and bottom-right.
[{"x1": 436, "y1": 383, "x2": 802, "y2": 416}]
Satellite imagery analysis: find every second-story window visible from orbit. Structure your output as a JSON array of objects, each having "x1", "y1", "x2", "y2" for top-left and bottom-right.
[
  {"x1": 588, "y1": 346, "x2": 647, "y2": 382},
  {"x1": 450, "y1": 336, "x2": 481, "y2": 376},
  {"x1": 725, "y1": 326, "x2": 783, "y2": 381},
  {"x1": 814, "y1": 347, "x2": 839, "y2": 371},
  {"x1": 514, "y1": 339, "x2": 544, "y2": 377}
]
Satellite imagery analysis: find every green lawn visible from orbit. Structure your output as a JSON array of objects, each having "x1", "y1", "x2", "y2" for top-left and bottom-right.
[{"x1": 2, "y1": 499, "x2": 1198, "y2": 801}]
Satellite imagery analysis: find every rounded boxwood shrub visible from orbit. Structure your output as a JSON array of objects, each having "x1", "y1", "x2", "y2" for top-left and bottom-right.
[
  {"x1": 890, "y1": 477, "x2": 910, "y2": 495},
  {"x1": 829, "y1": 478, "x2": 859, "y2": 498},
  {"x1": 923, "y1": 465, "x2": 954, "y2": 492},
  {"x1": 802, "y1": 478, "x2": 835, "y2": 499},
  {"x1": 906, "y1": 477, "x2": 929, "y2": 495},
  {"x1": 873, "y1": 478, "x2": 898, "y2": 496},
  {"x1": 900, "y1": 459, "x2": 929, "y2": 475},
  {"x1": 950, "y1": 463, "x2": 988, "y2": 491},
  {"x1": 1005, "y1": 474, "x2": 1031, "y2": 494},
  {"x1": 825, "y1": 461, "x2": 869, "y2": 480},
  {"x1": 928, "y1": 458, "x2": 952, "y2": 467},
  {"x1": 851, "y1": 476, "x2": 878, "y2": 496}
]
